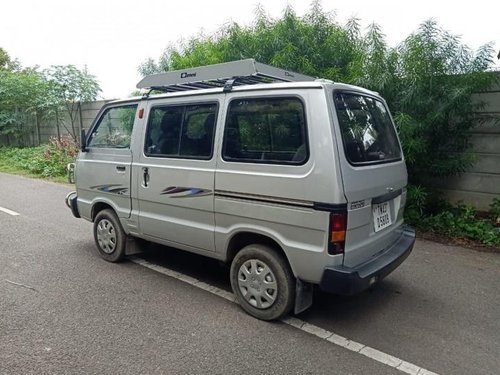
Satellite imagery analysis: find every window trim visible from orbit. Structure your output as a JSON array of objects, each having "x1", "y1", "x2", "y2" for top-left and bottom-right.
[
  {"x1": 332, "y1": 89, "x2": 403, "y2": 167},
  {"x1": 87, "y1": 103, "x2": 139, "y2": 149},
  {"x1": 221, "y1": 95, "x2": 310, "y2": 166},
  {"x1": 143, "y1": 101, "x2": 219, "y2": 161}
]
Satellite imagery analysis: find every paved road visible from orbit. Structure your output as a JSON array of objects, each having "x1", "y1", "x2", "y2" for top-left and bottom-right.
[{"x1": 0, "y1": 172, "x2": 499, "y2": 374}]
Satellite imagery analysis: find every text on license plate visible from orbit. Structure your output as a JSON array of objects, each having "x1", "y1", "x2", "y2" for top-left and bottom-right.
[{"x1": 373, "y1": 201, "x2": 392, "y2": 232}]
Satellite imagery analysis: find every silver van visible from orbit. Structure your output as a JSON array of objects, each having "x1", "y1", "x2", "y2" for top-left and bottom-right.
[{"x1": 66, "y1": 59, "x2": 415, "y2": 320}]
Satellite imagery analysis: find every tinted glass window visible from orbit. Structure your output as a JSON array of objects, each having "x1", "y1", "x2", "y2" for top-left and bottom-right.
[
  {"x1": 334, "y1": 92, "x2": 402, "y2": 164},
  {"x1": 144, "y1": 103, "x2": 217, "y2": 159},
  {"x1": 222, "y1": 97, "x2": 307, "y2": 164},
  {"x1": 88, "y1": 105, "x2": 137, "y2": 148}
]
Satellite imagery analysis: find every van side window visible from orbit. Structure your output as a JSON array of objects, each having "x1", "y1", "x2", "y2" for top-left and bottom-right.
[
  {"x1": 222, "y1": 97, "x2": 307, "y2": 164},
  {"x1": 88, "y1": 104, "x2": 137, "y2": 148},
  {"x1": 144, "y1": 103, "x2": 217, "y2": 159}
]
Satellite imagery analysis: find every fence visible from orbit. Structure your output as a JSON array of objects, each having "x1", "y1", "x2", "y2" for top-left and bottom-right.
[
  {"x1": 43, "y1": 100, "x2": 111, "y2": 142},
  {"x1": 426, "y1": 82, "x2": 500, "y2": 211},
  {"x1": 0, "y1": 100, "x2": 111, "y2": 146}
]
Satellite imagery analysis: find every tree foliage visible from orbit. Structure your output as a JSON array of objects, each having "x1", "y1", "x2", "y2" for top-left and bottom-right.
[
  {"x1": 385, "y1": 20, "x2": 496, "y2": 181},
  {"x1": 0, "y1": 67, "x2": 48, "y2": 145},
  {"x1": 44, "y1": 65, "x2": 101, "y2": 140},
  {"x1": 140, "y1": 1, "x2": 497, "y2": 183},
  {"x1": 0, "y1": 52, "x2": 101, "y2": 145},
  {"x1": 0, "y1": 47, "x2": 20, "y2": 71}
]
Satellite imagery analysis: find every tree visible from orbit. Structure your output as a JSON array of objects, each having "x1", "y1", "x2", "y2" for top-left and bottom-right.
[
  {"x1": 0, "y1": 67, "x2": 49, "y2": 145},
  {"x1": 45, "y1": 65, "x2": 101, "y2": 141},
  {"x1": 391, "y1": 21, "x2": 496, "y2": 181},
  {"x1": 0, "y1": 49, "x2": 102, "y2": 146},
  {"x1": 138, "y1": 2, "x2": 360, "y2": 80},
  {"x1": 139, "y1": 1, "x2": 497, "y2": 184},
  {"x1": 0, "y1": 47, "x2": 20, "y2": 71}
]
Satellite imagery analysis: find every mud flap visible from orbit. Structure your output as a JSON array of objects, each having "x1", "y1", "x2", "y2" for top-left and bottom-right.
[
  {"x1": 294, "y1": 278, "x2": 313, "y2": 314},
  {"x1": 125, "y1": 237, "x2": 143, "y2": 256}
]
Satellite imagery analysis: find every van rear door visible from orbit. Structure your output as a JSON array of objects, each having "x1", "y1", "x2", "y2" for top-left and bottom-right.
[{"x1": 332, "y1": 90, "x2": 408, "y2": 268}]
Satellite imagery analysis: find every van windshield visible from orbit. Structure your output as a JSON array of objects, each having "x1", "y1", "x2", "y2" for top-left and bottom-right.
[{"x1": 334, "y1": 92, "x2": 402, "y2": 165}]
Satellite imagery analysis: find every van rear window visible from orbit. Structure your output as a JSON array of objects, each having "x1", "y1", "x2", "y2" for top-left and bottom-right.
[{"x1": 334, "y1": 92, "x2": 402, "y2": 165}]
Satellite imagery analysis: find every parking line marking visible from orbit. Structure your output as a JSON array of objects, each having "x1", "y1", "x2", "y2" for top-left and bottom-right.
[
  {"x1": 130, "y1": 256, "x2": 439, "y2": 375},
  {"x1": 0, "y1": 206, "x2": 20, "y2": 216}
]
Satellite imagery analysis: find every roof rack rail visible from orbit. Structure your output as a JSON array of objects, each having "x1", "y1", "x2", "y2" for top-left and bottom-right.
[{"x1": 136, "y1": 59, "x2": 315, "y2": 94}]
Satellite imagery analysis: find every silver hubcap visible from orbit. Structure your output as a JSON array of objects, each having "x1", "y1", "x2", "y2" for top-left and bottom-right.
[
  {"x1": 237, "y1": 259, "x2": 278, "y2": 309},
  {"x1": 96, "y1": 219, "x2": 116, "y2": 254}
]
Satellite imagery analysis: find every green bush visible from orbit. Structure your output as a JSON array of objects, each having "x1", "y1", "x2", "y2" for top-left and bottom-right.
[
  {"x1": 0, "y1": 136, "x2": 78, "y2": 179},
  {"x1": 422, "y1": 205, "x2": 499, "y2": 247},
  {"x1": 405, "y1": 184, "x2": 428, "y2": 224},
  {"x1": 405, "y1": 185, "x2": 500, "y2": 247},
  {"x1": 40, "y1": 136, "x2": 79, "y2": 177},
  {"x1": 490, "y1": 199, "x2": 500, "y2": 225}
]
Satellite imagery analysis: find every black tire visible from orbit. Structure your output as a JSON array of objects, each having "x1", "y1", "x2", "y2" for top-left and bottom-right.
[
  {"x1": 93, "y1": 209, "x2": 126, "y2": 263},
  {"x1": 230, "y1": 244, "x2": 295, "y2": 321}
]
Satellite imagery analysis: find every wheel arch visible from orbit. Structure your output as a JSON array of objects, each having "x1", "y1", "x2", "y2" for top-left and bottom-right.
[
  {"x1": 224, "y1": 231, "x2": 297, "y2": 278},
  {"x1": 91, "y1": 201, "x2": 115, "y2": 222}
]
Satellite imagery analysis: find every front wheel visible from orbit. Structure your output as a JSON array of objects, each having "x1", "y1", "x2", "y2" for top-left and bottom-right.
[
  {"x1": 93, "y1": 209, "x2": 126, "y2": 262},
  {"x1": 230, "y1": 244, "x2": 295, "y2": 321}
]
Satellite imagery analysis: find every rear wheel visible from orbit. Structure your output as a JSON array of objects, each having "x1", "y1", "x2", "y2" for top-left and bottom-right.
[
  {"x1": 230, "y1": 244, "x2": 295, "y2": 320},
  {"x1": 93, "y1": 209, "x2": 126, "y2": 262}
]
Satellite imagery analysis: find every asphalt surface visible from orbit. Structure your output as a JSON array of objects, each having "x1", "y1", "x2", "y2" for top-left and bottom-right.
[{"x1": 1, "y1": 172, "x2": 499, "y2": 374}]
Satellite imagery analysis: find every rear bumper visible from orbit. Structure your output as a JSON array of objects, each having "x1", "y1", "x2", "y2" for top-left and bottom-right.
[
  {"x1": 65, "y1": 191, "x2": 80, "y2": 218},
  {"x1": 319, "y1": 226, "x2": 415, "y2": 295}
]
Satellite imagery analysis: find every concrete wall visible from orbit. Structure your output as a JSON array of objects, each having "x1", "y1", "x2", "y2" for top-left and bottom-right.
[
  {"x1": 39, "y1": 100, "x2": 111, "y2": 142},
  {"x1": 0, "y1": 100, "x2": 110, "y2": 146},
  {"x1": 426, "y1": 82, "x2": 500, "y2": 211},
  {"x1": 80, "y1": 100, "x2": 110, "y2": 132}
]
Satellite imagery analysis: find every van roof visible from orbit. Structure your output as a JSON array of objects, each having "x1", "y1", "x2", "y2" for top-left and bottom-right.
[
  {"x1": 109, "y1": 80, "x2": 380, "y2": 106},
  {"x1": 110, "y1": 60, "x2": 380, "y2": 104}
]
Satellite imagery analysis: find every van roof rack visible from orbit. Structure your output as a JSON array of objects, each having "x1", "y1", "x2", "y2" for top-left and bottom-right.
[{"x1": 136, "y1": 59, "x2": 315, "y2": 94}]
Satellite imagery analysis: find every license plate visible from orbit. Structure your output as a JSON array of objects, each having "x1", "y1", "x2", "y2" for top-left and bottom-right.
[{"x1": 373, "y1": 201, "x2": 392, "y2": 232}]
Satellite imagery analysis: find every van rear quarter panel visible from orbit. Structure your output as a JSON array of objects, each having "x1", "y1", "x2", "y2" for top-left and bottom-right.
[
  {"x1": 328, "y1": 84, "x2": 409, "y2": 268},
  {"x1": 214, "y1": 88, "x2": 345, "y2": 283},
  {"x1": 339, "y1": 160, "x2": 408, "y2": 268}
]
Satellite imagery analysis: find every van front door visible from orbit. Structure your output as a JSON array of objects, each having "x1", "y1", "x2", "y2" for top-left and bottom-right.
[
  {"x1": 76, "y1": 103, "x2": 138, "y2": 221},
  {"x1": 136, "y1": 99, "x2": 219, "y2": 252}
]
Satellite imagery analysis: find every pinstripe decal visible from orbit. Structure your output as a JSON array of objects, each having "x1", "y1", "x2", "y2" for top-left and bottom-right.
[
  {"x1": 161, "y1": 186, "x2": 212, "y2": 198},
  {"x1": 214, "y1": 190, "x2": 346, "y2": 212}
]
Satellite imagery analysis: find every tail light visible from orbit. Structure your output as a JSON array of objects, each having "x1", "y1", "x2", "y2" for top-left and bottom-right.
[{"x1": 328, "y1": 211, "x2": 347, "y2": 255}]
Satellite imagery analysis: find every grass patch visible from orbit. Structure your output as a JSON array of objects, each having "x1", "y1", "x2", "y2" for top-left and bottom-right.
[
  {"x1": 0, "y1": 137, "x2": 77, "y2": 183},
  {"x1": 406, "y1": 185, "x2": 500, "y2": 249}
]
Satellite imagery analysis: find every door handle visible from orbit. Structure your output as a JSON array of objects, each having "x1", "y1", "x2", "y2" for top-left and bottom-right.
[
  {"x1": 142, "y1": 167, "x2": 149, "y2": 187},
  {"x1": 116, "y1": 165, "x2": 126, "y2": 172}
]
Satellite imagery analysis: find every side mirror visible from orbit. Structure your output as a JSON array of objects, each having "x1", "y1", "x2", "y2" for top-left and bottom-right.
[{"x1": 80, "y1": 129, "x2": 87, "y2": 152}]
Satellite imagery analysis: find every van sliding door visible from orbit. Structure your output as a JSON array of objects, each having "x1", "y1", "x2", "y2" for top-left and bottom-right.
[{"x1": 136, "y1": 97, "x2": 221, "y2": 252}]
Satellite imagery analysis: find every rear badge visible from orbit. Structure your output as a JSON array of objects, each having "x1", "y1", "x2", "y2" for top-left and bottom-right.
[{"x1": 350, "y1": 200, "x2": 366, "y2": 210}]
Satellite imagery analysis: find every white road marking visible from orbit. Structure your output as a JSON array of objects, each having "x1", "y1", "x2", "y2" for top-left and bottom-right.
[
  {"x1": 130, "y1": 256, "x2": 439, "y2": 375},
  {"x1": 0, "y1": 206, "x2": 20, "y2": 216}
]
